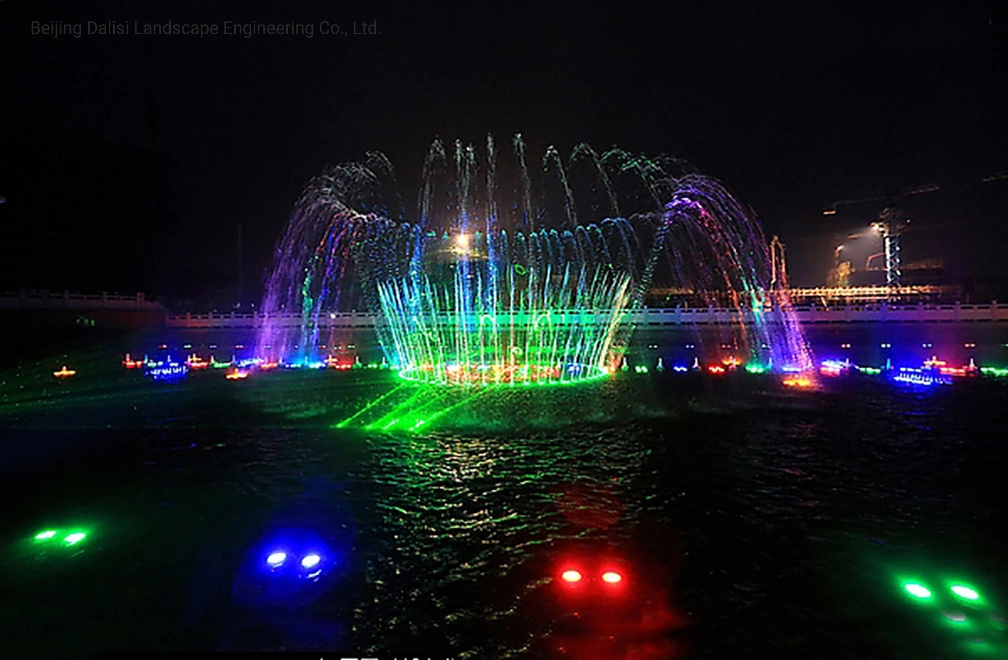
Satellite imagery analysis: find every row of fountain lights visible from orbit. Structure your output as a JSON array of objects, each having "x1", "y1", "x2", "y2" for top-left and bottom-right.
[
  {"x1": 47, "y1": 351, "x2": 1008, "y2": 389},
  {"x1": 122, "y1": 352, "x2": 387, "y2": 382},
  {"x1": 623, "y1": 354, "x2": 994, "y2": 388}
]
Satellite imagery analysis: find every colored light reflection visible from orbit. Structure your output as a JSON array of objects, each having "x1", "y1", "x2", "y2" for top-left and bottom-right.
[
  {"x1": 721, "y1": 356, "x2": 740, "y2": 370},
  {"x1": 145, "y1": 361, "x2": 188, "y2": 381},
  {"x1": 819, "y1": 359, "x2": 850, "y2": 377},
  {"x1": 601, "y1": 571, "x2": 623, "y2": 584},
  {"x1": 53, "y1": 365, "x2": 76, "y2": 378},
  {"x1": 782, "y1": 375, "x2": 814, "y2": 388},
  {"x1": 266, "y1": 551, "x2": 287, "y2": 567},
  {"x1": 891, "y1": 367, "x2": 951, "y2": 387},
  {"x1": 944, "y1": 610, "x2": 968, "y2": 623},
  {"x1": 905, "y1": 583, "x2": 932, "y2": 599},
  {"x1": 34, "y1": 530, "x2": 57, "y2": 541},
  {"x1": 225, "y1": 369, "x2": 249, "y2": 380},
  {"x1": 923, "y1": 356, "x2": 978, "y2": 379}
]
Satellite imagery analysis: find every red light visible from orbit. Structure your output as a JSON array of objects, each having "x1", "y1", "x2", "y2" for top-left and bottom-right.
[
  {"x1": 561, "y1": 569, "x2": 582, "y2": 583},
  {"x1": 601, "y1": 571, "x2": 623, "y2": 584}
]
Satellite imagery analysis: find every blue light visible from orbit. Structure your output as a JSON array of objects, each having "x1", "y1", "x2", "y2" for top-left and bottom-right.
[
  {"x1": 144, "y1": 355, "x2": 188, "y2": 382},
  {"x1": 232, "y1": 522, "x2": 350, "y2": 610},
  {"x1": 889, "y1": 366, "x2": 952, "y2": 387}
]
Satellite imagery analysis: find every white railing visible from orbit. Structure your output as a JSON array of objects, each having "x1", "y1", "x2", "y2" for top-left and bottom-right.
[
  {"x1": 0, "y1": 290, "x2": 164, "y2": 311},
  {"x1": 165, "y1": 301, "x2": 1008, "y2": 328}
]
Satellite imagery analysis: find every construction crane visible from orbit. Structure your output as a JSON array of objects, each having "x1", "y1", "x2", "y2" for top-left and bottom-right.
[
  {"x1": 823, "y1": 185, "x2": 937, "y2": 287},
  {"x1": 823, "y1": 172, "x2": 1007, "y2": 287}
]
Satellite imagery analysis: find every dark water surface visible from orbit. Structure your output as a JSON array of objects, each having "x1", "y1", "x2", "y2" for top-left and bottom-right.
[{"x1": 2, "y1": 353, "x2": 1008, "y2": 659}]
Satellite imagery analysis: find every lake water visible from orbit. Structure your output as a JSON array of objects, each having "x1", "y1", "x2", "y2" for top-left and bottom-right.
[{"x1": 2, "y1": 339, "x2": 1007, "y2": 659}]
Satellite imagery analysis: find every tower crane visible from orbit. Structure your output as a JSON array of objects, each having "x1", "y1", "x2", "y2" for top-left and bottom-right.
[{"x1": 822, "y1": 172, "x2": 1007, "y2": 287}]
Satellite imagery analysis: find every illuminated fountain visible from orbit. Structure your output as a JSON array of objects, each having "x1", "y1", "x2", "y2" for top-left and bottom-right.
[{"x1": 257, "y1": 134, "x2": 813, "y2": 389}]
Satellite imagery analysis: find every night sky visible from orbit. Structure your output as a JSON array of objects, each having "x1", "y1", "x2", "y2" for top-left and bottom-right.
[{"x1": 1, "y1": 1, "x2": 1006, "y2": 307}]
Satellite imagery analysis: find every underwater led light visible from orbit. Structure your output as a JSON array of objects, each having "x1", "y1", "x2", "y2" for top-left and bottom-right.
[
  {"x1": 951, "y1": 585, "x2": 980, "y2": 601},
  {"x1": 233, "y1": 521, "x2": 352, "y2": 610},
  {"x1": 34, "y1": 530, "x2": 57, "y2": 541},
  {"x1": 64, "y1": 532, "x2": 86, "y2": 545},
  {"x1": 561, "y1": 570, "x2": 583, "y2": 583},
  {"x1": 905, "y1": 583, "x2": 933, "y2": 599},
  {"x1": 601, "y1": 571, "x2": 623, "y2": 584}
]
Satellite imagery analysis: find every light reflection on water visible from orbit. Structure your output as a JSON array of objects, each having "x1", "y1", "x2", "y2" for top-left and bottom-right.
[{"x1": 1, "y1": 372, "x2": 1007, "y2": 658}]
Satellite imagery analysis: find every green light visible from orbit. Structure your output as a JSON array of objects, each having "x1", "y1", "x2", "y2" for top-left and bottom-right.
[
  {"x1": 34, "y1": 530, "x2": 57, "y2": 541},
  {"x1": 905, "y1": 583, "x2": 932, "y2": 599},
  {"x1": 333, "y1": 385, "x2": 409, "y2": 429},
  {"x1": 64, "y1": 532, "x2": 86, "y2": 545},
  {"x1": 952, "y1": 585, "x2": 980, "y2": 601},
  {"x1": 377, "y1": 266, "x2": 633, "y2": 388},
  {"x1": 745, "y1": 363, "x2": 769, "y2": 374}
]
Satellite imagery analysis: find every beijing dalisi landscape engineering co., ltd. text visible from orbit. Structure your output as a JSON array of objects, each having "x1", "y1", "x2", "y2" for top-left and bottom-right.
[{"x1": 29, "y1": 20, "x2": 376, "y2": 40}]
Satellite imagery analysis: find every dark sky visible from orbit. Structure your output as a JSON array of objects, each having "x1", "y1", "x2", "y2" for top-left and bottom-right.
[{"x1": 1, "y1": 0, "x2": 1006, "y2": 304}]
